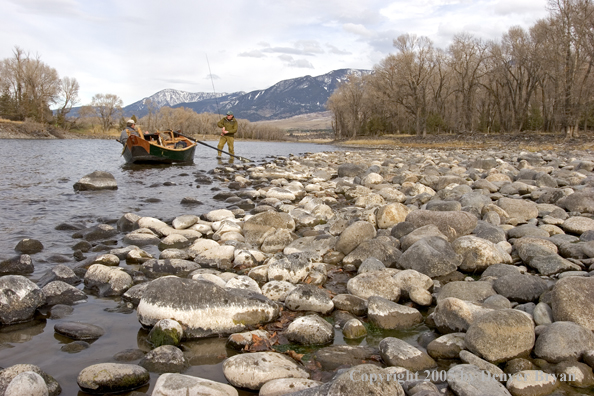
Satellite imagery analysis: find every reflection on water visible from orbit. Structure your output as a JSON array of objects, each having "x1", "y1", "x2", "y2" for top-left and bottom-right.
[{"x1": 0, "y1": 319, "x2": 46, "y2": 345}]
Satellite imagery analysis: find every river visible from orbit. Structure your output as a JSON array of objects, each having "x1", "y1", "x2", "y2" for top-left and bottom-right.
[{"x1": 0, "y1": 139, "x2": 358, "y2": 395}]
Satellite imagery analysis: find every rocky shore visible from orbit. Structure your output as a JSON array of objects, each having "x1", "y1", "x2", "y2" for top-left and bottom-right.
[{"x1": 2, "y1": 145, "x2": 594, "y2": 395}]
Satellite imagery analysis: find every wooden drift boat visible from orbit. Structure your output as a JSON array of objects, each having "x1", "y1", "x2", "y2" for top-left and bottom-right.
[{"x1": 122, "y1": 130, "x2": 197, "y2": 164}]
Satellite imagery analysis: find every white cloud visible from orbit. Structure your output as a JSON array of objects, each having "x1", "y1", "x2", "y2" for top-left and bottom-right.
[{"x1": 0, "y1": 0, "x2": 550, "y2": 105}]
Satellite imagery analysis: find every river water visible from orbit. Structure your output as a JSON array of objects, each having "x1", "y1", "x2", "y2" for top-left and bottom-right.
[{"x1": 0, "y1": 139, "x2": 410, "y2": 396}]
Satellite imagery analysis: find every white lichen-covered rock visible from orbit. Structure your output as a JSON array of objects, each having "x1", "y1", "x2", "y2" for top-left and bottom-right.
[
  {"x1": 83, "y1": 264, "x2": 133, "y2": 297},
  {"x1": 137, "y1": 277, "x2": 279, "y2": 338},
  {"x1": 5, "y1": 371, "x2": 48, "y2": 396},
  {"x1": 452, "y1": 235, "x2": 513, "y2": 272},
  {"x1": 152, "y1": 373, "x2": 238, "y2": 396},
  {"x1": 261, "y1": 281, "x2": 296, "y2": 302},
  {"x1": 0, "y1": 275, "x2": 45, "y2": 325},
  {"x1": 222, "y1": 352, "x2": 308, "y2": 390}
]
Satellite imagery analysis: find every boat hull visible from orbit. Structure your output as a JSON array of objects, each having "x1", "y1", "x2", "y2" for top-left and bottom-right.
[{"x1": 123, "y1": 134, "x2": 196, "y2": 164}]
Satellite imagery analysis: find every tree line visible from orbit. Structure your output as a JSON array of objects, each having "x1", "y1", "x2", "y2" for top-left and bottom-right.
[
  {"x1": 0, "y1": 47, "x2": 79, "y2": 127},
  {"x1": 328, "y1": 0, "x2": 594, "y2": 139},
  {"x1": 0, "y1": 47, "x2": 284, "y2": 140}
]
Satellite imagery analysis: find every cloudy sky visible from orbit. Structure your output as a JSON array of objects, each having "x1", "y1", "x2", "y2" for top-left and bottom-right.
[{"x1": 1, "y1": 0, "x2": 549, "y2": 106}]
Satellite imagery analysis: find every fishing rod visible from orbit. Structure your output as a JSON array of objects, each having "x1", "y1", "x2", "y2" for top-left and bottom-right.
[{"x1": 206, "y1": 54, "x2": 221, "y2": 119}]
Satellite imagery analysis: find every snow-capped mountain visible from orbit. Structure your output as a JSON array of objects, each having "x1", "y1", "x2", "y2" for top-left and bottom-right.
[
  {"x1": 124, "y1": 89, "x2": 236, "y2": 115},
  {"x1": 169, "y1": 69, "x2": 371, "y2": 121}
]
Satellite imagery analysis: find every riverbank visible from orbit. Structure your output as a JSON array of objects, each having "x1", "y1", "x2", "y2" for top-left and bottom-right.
[{"x1": 2, "y1": 139, "x2": 594, "y2": 395}]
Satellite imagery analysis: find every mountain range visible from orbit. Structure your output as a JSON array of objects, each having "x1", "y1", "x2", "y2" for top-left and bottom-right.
[{"x1": 122, "y1": 68, "x2": 370, "y2": 122}]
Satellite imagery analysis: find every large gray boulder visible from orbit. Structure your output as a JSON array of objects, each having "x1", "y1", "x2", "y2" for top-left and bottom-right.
[
  {"x1": 437, "y1": 281, "x2": 497, "y2": 303},
  {"x1": 397, "y1": 236, "x2": 461, "y2": 277},
  {"x1": 432, "y1": 297, "x2": 493, "y2": 334},
  {"x1": 465, "y1": 309, "x2": 535, "y2": 363},
  {"x1": 347, "y1": 271, "x2": 401, "y2": 301},
  {"x1": 284, "y1": 284, "x2": 334, "y2": 314},
  {"x1": 137, "y1": 277, "x2": 279, "y2": 338},
  {"x1": 551, "y1": 276, "x2": 594, "y2": 330},
  {"x1": 452, "y1": 236, "x2": 512, "y2": 272},
  {"x1": 73, "y1": 171, "x2": 117, "y2": 191},
  {"x1": 557, "y1": 190, "x2": 594, "y2": 214},
  {"x1": 335, "y1": 221, "x2": 377, "y2": 255},
  {"x1": 367, "y1": 296, "x2": 423, "y2": 329},
  {"x1": 405, "y1": 210, "x2": 477, "y2": 241},
  {"x1": 0, "y1": 275, "x2": 45, "y2": 324},
  {"x1": 77, "y1": 363, "x2": 149, "y2": 394},
  {"x1": 533, "y1": 321, "x2": 594, "y2": 363},
  {"x1": 497, "y1": 197, "x2": 538, "y2": 223},
  {"x1": 83, "y1": 264, "x2": 133, "y2": 297},
  {"x1": 342, "y1": 238, "x2": 401, "y2": 268},
  {"x1": 493, "y1": 274, "x2": 548, "y2": 303}
]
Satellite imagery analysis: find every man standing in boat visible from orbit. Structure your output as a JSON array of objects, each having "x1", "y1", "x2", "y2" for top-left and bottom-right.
[
  {"x1": 216, "y1": 111, "x2": 238, "y2": 158},
  {"x1": 119, "y1": 119, "x2": 142, "y2": 146}
]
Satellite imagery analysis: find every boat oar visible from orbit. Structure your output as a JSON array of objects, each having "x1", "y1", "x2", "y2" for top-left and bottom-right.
[{"x1": 176, "y1": 132, "x2": 252, "y2": 162}]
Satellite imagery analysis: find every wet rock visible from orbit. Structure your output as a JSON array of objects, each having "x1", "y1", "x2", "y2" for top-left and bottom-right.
[
  {"x1": 14, "y1": 239, "x2": 43, "y2": 254},
  {"x1": 37, "y1": 264, "x2": 79, "y2": 287},
  {"x1": 534, "y1": 321, "x2": 594, "y2": 363},
  {"x1": 78, "y1": 224, "x2": 118, "y2": 242},
  {"x1": 61, "y1": 340, "x2": 90, "y2": 353},
  {"x1": 222, "y1": 352, "x2": 308, "y2": 390},
  {"x1": 379, "y1": 337, "x2": 436, "y2": 371},
  {"x1": 83, "y1": 264, "x2": 132, "y2": 296},
  {"x1": 551, "y1": 276, "x2": 594, "y2": 330},
  {"x1": 49, "y1": 304, "x2": 73, "y2": 319},
  {"x1": 139, "y1": 345, "x2": 189, "y2": 373},
  {"x1": 77, "y1": 363, "x2": 149, "y2": 394},
  {"x1": 314, "y1": 345, "x2": 379, "y2": 371},
  {"x1": 151, "y1": 373, "x2": 238, "y2": 396},
  {"x1": 286, "y1": 314, "x2": 334, "y2": 345},
  {"x1": 342, "y1": 319, "x2": 367, "y2": 339},
  {"x1": 555, "y1": 361, "x2": 594, "y2": 387},
  {"x1": 113, "y1": 349, "x2": 146, "y2": 362},
  {"x1": 41, "y1": 281, "x2": 86, "y2": 306},
  {"x1": 73, "y1": 171, "x2": 117, "y2": 191},
  {"x1": 0, "y1": 275, "x2": 45, "y2": 324},
  {"x1": 397, "y1": 236, "x2": 461, "y2": 277},
  {"x1": 367, "y1": 296, "x2": 423, "y2": 329},
  {"x1": 148, "y1": 319, "x2": 184, "y2": 347},
  {"x1": 137, "y1": 277, "x2": 279, "y2": 338},
  {"x1": 117, "y1": 213, "x2": 141, "y2": 232},
  {"x1": 0, "y1": 255, "x2": 34, "y2": 275},
  {"x1": 0, "y1": 364, "x2": 60, "y2": 396},
  {"x1": 54, "y1": 321, "x2": 104, "y2": 340},
  {"x1": 226, "y1": 329, "x2": 271, "y2": 350},
  {"x1": 284, "y1": 284, "x2": 334, "y2": 314},
  {"x1": 465, "y1": 309, "x2": 535, "y2": 363}
]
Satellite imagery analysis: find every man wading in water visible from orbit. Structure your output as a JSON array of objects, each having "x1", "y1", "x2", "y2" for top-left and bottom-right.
[{"x1": 216, "y1": 111, "x2": 238, "y2": 159}]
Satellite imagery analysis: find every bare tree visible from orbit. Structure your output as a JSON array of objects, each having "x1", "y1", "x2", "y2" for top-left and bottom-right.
[
  {"x1": 56, "y1": 76, "x2": 79, "y2": 128},
  {"x1": 90, "y1": 93, "x2": 123, "y2": 132}
]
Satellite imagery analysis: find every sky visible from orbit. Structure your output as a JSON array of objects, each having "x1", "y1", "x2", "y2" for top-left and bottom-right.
[{"x1": 1, "y1": 0, "x2": 550, "y2": 107}]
